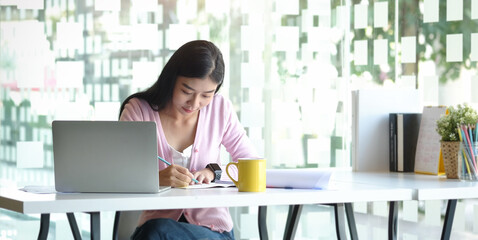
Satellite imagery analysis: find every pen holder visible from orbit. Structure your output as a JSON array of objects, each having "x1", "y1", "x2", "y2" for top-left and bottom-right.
[{"x1": 458, "y1": 142, "x2": 478, "y2": 181}]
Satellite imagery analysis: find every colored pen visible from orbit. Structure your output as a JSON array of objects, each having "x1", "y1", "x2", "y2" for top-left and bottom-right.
[{"x1": 157, "y1": 156, "x2": 199, "y2": 184}]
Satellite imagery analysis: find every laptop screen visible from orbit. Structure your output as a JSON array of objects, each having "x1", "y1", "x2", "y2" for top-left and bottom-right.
[{"x1": 52, "y1": 121, "x2": 161, "y2": 193}]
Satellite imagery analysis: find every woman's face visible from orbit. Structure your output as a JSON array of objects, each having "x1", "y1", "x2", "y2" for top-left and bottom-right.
[{"x1": 170, "y1": 76, "x2": 218, "y2": 115}]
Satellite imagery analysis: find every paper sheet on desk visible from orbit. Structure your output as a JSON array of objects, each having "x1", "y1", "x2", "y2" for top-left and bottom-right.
[
  {"x1": 19, "y1": 186, "x2": 57, "y2": 194},
  {"x1": 266, "y1": 169, "x2": 332, "y2": 189},
  {"x1": 177, "y1": 181, "x2": 236, "y2": 189}
]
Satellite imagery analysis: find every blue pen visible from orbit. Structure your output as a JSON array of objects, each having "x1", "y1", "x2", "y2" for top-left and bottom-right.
[{"x1": 157, "y1": 156, "x2": 199, "y2": 184}]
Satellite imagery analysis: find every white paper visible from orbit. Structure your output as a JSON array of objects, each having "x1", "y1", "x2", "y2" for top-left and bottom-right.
[
  {"x1": 266, "y1": 169, "x2": 332, "y2": 189},
  {"x1": 424, "y1": 0, "x2": 439, "y2": 23},
  {"x1": 374, "y1": 39, "x2": 388, "y2": 65},
  {"x1": 446, "y1": 34, "x2": 463, "y2": 62},
  {"x1": 354, "y1": 40, "x2": 368, "y2": 65},
  {"x1": 447, "y1": 0, "x2": 463, "y2": 21},
  {"x1": 19, "y1": 185, "x2": 56, "y2": 194},
  {"x1": 16, "y1": 141, "x2": 44, "y2": 168},
  {"x1": 354, "y1": 4, "x2": 368, "y2": 29},
  {"x1": 374, "y1": 2, "x2": 388, "y2": 28},
  {"x1": 401, "y1": 36, "x2": 416, "y2": 63},
  {"x1": 178, "y1": 181, "x2": 235, "y2": 189},
  {"x1": 274, "y1": 26, "x2": 299, "y2": 52},
  {"x1": 471, "y1": 33, "x2": 478, "y2": 61},
  {"x1": 473, "y1": 0, "x2": 478, "y2": 19}
]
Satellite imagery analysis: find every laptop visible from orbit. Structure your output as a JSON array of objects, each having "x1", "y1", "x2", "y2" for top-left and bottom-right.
[{"x1": 52, "y1": 120, "x2": 169, "y2": 193}]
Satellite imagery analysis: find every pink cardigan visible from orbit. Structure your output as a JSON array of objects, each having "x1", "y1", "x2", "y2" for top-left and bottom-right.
[{"x1": 120, "y1": 94, "x2": 258, "y2": 232}]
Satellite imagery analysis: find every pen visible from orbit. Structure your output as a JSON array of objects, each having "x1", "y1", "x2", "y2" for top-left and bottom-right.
[{"x1": 157, "y1": 156, "x2": 199, "y2": 184}]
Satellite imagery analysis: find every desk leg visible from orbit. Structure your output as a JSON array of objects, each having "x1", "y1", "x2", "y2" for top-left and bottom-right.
[
  {"x1": 89, "y1": 212, "x2": 101, "y2": 240},
  {"x1": 441, "y1": 199, "x2": 457, "y2": 240},
  {"x1": 345, "y1": 203, "x2": 358, "y2": 240},
  {"x1": 112, "y1": 211, "x2": 121, "y2": 240},
  {"x1": 37, "y1": 214, "x2": 50, "y2": 240},
  {"x1": 333, "y1": 203, "x2": 348, "y2": 240},
  {"x1": 67, "y1": 213, "x2": 82, "y2": 240},
  {"x1": 388, "y1": 201, "x2": 398, "y2": 240},
  {"x1": 258, "y1": 206, "x2": 268, "y2": 240},
  {"x1": 283, "y1": 205, "x2": 303, "y2": 240}
]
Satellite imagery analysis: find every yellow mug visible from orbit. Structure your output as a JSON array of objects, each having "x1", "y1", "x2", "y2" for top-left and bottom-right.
[{"x1": 226, "y1": 158, "x2": 266, "y2": 192}]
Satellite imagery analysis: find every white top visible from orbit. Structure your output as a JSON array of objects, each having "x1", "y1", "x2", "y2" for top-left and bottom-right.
[
  {"x1": 0, "y1": 182, "x2": 413, "y2": 214},
  {"x1": 169, "y1": 144, "x2": 192, "y2": 168}
]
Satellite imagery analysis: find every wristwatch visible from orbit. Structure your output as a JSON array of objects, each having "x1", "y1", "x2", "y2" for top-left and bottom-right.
[{"x1": 206, "y1": 163, "x2": 222, "y2": 182}]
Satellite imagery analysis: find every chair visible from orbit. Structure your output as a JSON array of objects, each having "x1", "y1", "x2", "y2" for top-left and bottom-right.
[{"x1": 112, "y1": 210, "x2": 142, "y2": 240}]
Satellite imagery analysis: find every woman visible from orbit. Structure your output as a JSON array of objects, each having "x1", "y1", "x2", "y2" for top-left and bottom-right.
[{"x1": 119, "y1": 40, "x2": 258, "y2": 239}]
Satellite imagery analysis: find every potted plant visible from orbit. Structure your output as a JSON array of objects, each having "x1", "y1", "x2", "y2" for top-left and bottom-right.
[{"x1": 436, "y1": 103, "x2": 478, "y2": 178}]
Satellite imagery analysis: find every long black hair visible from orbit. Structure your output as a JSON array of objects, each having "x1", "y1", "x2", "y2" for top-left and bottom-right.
[{"x1": 119, "y1": 40, "x2": 225, "y2": 117}]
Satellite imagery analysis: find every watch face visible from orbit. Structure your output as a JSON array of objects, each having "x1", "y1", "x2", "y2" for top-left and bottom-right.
[{"x1": 209, "y1": 163, "x2": 221, "y2": 171}]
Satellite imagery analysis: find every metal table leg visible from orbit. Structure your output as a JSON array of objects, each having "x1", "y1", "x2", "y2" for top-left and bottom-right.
[
  {"x1": 67, "y1": 213, "x2": 82, "y2": 240},
  {"x1": 441, "y1": 199, "x2": 457, "y2": 240},
  {"x1": 258, "y1": 206, "x2": 268, "y2": 240},
  {"x1": 37, "y1": 214, "x2": 50, "y2": 240},
  {"x1": 345, "y1": 203, "x2": 358, "y2": 240},
  {"x1": 89, "y1": 212, "x2": 101, "y2": 240},
  {"x1": 112, "y1": 211, "x2": 121, "y2": 240},
  {"x1": 388, "y1": 201, "x2": 398, "y2": 240},
  {"x1": 333, "y1": 203, "x2": 348, "y2": 240},
  {"x1": 283, "y1": 205, "x2": 303, "y2": 240}
]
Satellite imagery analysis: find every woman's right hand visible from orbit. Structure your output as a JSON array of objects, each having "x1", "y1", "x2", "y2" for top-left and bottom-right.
[{"x1": 159, "y1": 165, "x2": 196, "y2": 188}]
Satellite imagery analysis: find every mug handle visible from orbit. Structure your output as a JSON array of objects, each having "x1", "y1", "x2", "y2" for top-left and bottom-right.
[{"x1": 226, "y1": 162, "x2": 239, "y2": 186}]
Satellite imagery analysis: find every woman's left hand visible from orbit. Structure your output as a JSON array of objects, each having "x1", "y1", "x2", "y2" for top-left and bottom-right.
[{"x1": 192, "y1": 168, "x2": 215, "y2": 184}]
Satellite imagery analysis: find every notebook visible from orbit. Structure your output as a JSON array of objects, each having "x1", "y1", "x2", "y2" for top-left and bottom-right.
[{"x1": 52, "y1": 120, "x2": 169, "y2": 193}]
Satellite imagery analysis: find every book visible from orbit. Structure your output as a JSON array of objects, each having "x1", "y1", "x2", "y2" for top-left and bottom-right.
[
  {"x1": 389, "y1": 113, "x2": 397, "y2": 171},
  {"x1": 352, "y1": 89, "x2": 422, "y2": 171},
  {"x1": 399, "y1": 113, "x2": 422, "y2": 172},
  {"x1": 414, "y1": 106, "x2": 447, "y2": 175},
  {"x1": 390, "y1": 113, "x2": 422, "y2": 172}
]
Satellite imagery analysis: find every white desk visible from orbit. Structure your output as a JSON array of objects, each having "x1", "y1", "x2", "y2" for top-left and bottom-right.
[
  {"x1": 333, "y1": 171, "x2": 478, "y2": 240},
  {"x1": 0, "y1": 181, "x2": 413, "y2": 240}
]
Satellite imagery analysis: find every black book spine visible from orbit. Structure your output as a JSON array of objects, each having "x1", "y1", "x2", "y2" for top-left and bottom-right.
[
  {"x1": 403, "y1": 113, "x2": 422, "y2": 172},
  {"x1": 389, "y1": 113, "x2": 397, "y2": 172}
]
